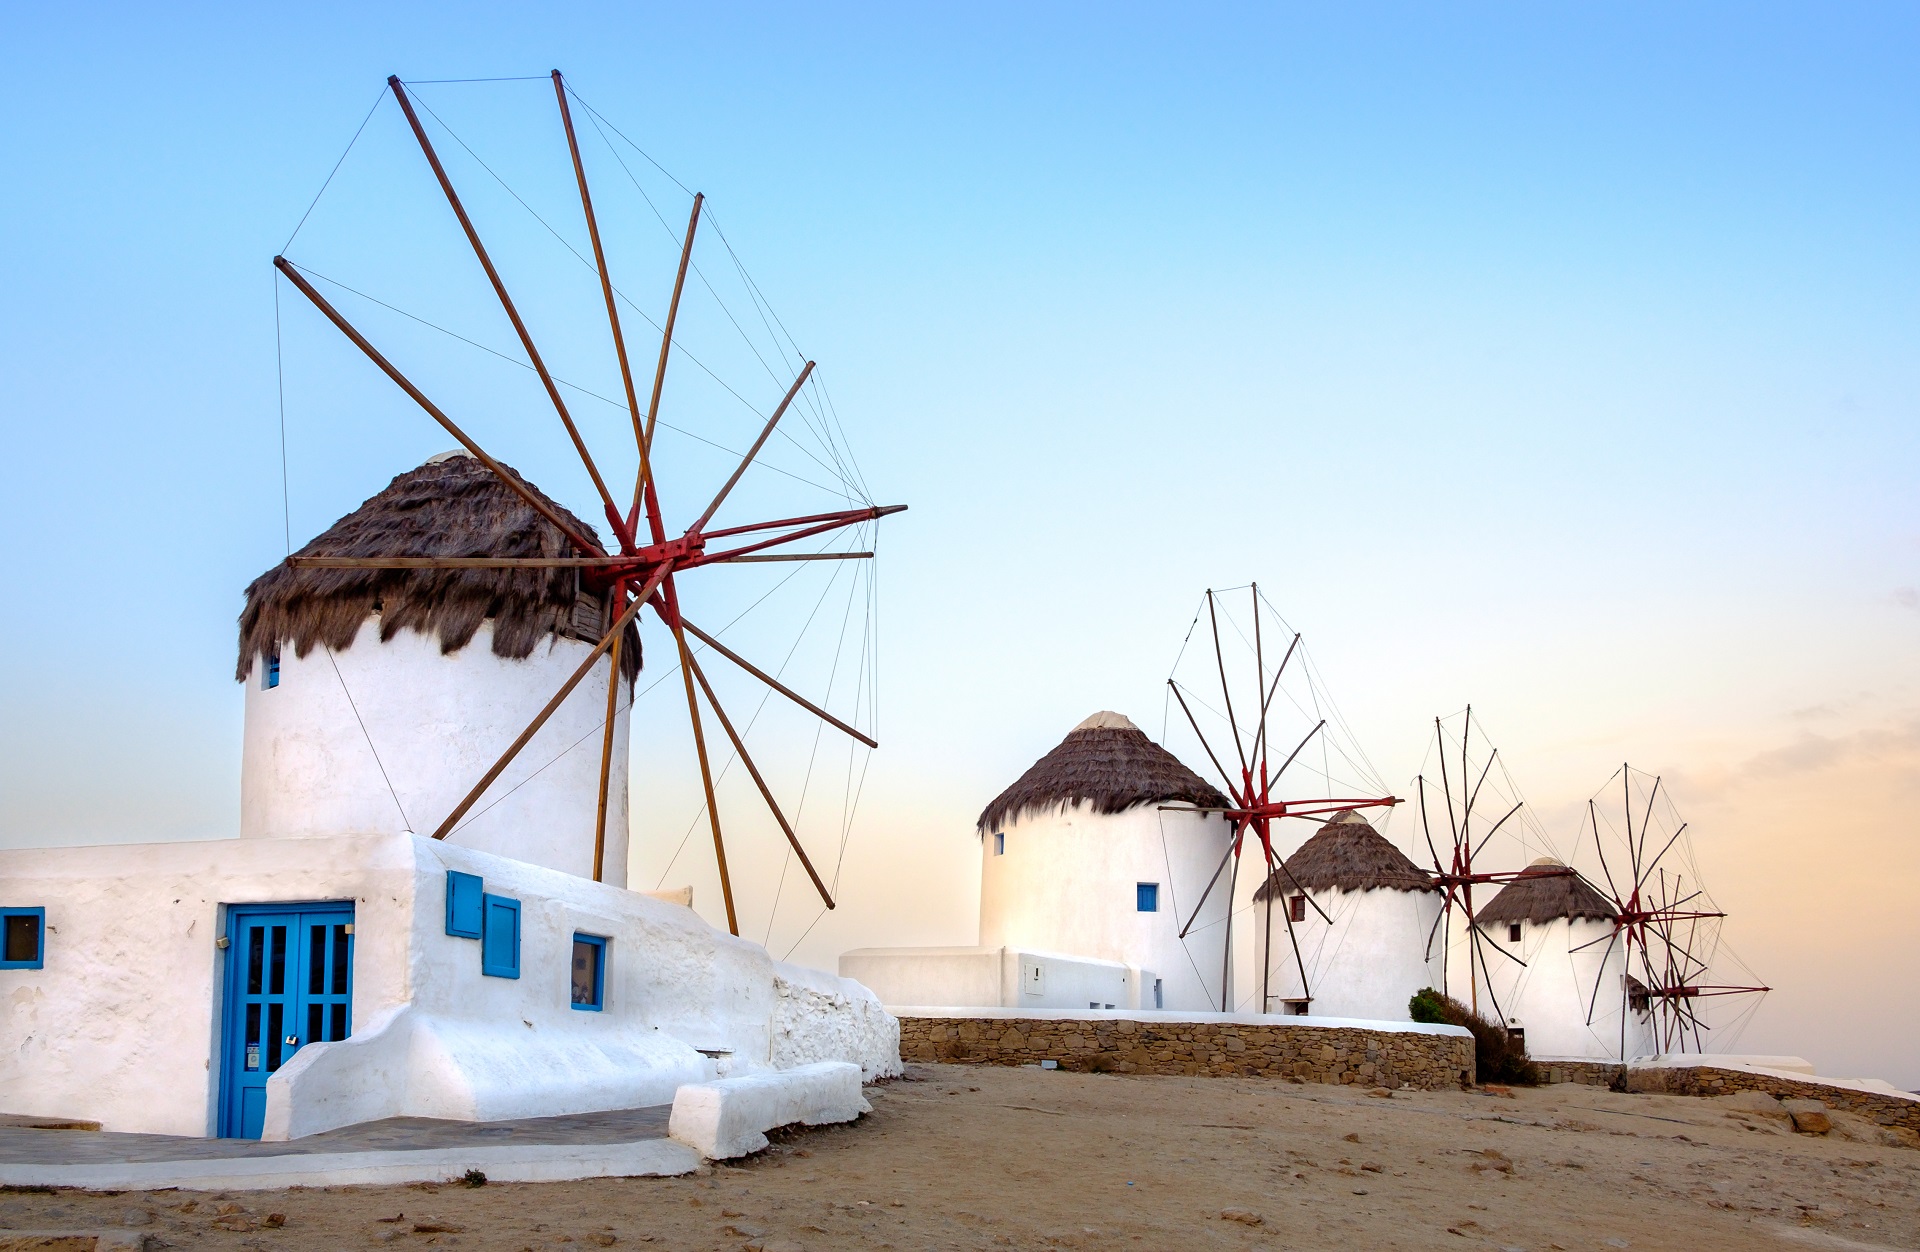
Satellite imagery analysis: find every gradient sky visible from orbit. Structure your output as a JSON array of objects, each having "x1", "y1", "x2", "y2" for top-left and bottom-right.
[{"x1": 2, "y1": 4, "x2": 1915, "y2": 1086}]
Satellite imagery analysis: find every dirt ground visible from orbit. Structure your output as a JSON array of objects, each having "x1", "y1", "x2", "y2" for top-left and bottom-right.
[{"x1": 4, "y1": 1064, "x2": 1917, "y2": 1251}]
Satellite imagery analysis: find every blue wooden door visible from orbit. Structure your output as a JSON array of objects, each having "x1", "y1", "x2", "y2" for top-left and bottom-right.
[{"x1": 219, "y1": 903, "x2": 354, "y2": 1139}]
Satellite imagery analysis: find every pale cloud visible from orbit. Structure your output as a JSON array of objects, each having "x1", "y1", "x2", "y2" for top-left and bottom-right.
[{"x1": 1895, "y1": 586, "x2": 1920, "y2": 612}]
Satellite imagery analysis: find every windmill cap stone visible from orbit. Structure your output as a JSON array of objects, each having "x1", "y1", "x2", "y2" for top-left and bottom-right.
[{"x1": 1074, "y1": 710, "x2": 1138, "y2": 732}]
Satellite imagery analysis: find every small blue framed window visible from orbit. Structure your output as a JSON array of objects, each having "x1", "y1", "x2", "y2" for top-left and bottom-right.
[
  {"x1": 481, "y1": 894, "x2": 520, "y2": 979},
  {"x1": 993, "y1": 832, "x2": 1005, "y2": 856},
  {"x1": 1136, "y1": 883, "x2": 1159, "y2": 913},
  {"x1": 1, "y1": 907, "x2": 46, "y2": 970},
  {"x1": 571, "y1": 933, "x2": 607, "y2": 1010},
  {"x1": 445, "y1": 871, "x2": 484, "y2": 938},
  {"x1": 264, "y1": 647, "x2": 281, "y2": 690}
]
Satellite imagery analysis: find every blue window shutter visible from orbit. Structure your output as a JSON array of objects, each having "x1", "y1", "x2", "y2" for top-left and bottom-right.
[
  {"x1": 1136, "y1": 883, "x2": 1159, "y2": 913},
  {"x1": 0, "y1": 907, "x2": 46, "y2": 969},
  {"x1": 445, "y1": 871, "x2": 483, "y2": 938},
  {"x1": 481, "y1": 894, "x2": 520, "y2": 979}
]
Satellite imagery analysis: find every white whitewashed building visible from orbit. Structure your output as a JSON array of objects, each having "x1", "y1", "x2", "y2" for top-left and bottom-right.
[
  {"x1": 0, "y1": 455, "x2": 897, "y2": 1142},
  {"x1": 1251, "y1": 809, "x2": 1444, "y2": 1020},
  {"x1": 843, "y1": 711, "x2": 1238, "y2": 1012},
  {"x1": 1471, "y1": 857, "x2": 1655, "y2": 1062}
]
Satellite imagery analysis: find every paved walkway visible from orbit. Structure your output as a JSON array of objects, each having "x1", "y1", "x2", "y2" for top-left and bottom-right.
[{"x1": 0, "y1": 1105, "x2": 693, "y2": 1190}]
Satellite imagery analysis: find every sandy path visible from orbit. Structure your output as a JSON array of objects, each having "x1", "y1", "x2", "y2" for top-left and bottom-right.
[{"x1": 2, "y1": 1065, "x2": 1915, "y2": 1250}]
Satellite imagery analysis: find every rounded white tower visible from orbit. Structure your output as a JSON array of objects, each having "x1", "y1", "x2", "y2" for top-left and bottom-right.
[
  {"x1": 1253, "y1": 810, "x2": 1443, "y2": 1020},
  {"x1": 237, "y1": 453, "x2": 636, "y2": 885},
  {"x1": 1472, "y1": 858, "x2": 1655, "y2": 1062},
  {"x1": 975, "y1": 711, "x2": 1234, "y2": 1012}
]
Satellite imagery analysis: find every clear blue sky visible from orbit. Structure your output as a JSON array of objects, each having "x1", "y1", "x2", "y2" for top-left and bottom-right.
[{"x1": 2, "y1": 4, "x2": 1916, "y2": 1082}]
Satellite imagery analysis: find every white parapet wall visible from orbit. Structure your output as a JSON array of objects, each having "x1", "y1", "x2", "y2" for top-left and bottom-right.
[
  {"x1": 839, "y1": 946, "x2": 1142, "y2": 1012},
  {"x1": 0, "y1": 833, "x2": 899, "y2": 1139},
  {"x1": 668, "y1": 1061, "x2": 871, "y2": 1159}
]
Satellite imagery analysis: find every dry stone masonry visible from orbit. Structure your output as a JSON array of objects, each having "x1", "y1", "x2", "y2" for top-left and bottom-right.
[{"x1": 897, "y1": 1014, "x2": 1473, "y2": 1090}]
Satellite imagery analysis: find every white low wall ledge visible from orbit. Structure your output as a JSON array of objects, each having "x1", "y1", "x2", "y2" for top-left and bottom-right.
[
  {"x1": 668, "y1": 1061, "x2": 870, "y2": 1160},
  {"x1": 0, "y1": 1138, "x2": 701, "y2": 1193},
  {"x1": 885, "y1": 1005, "x2": 1473, "y2": 1038}
]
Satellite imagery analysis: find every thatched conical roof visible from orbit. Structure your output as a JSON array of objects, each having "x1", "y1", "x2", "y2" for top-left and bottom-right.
[
  {"x1": 976, "y1": 711, "x2": 1229, "y2": 832},
  {"x1": 1473, "y1": 857, "x2": 1618, "y2": 925},
  {"x1": 237, "y1": 453, "x2": 639, "y2": 681},
  {"x1": 1252, "y1": 809, "x2": 1437, "y2": 899}
]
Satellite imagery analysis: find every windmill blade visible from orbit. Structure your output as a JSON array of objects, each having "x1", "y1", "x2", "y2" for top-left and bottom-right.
[
  {"x1": 1641, "y1": 822, "x2": 1690, "y2": 882},
  {"x1": 552, "y1": 71, "x2": 649, "y2": 488},
  {"x1": 716, "y1": 551, "x2": 873, "y2": 564},
  {"x1": 684, "y1": 647, "x2": 836, "y2": 910},
  {"x1": 666, "y1": 602, "x2": 737, "y2": 935},
  {"x1": 688, "y1": 361, "x2": 817, "y2": 535},
  {"x1": 1417, "y1": 775, "x2": 1444, "y2": 873},
  {"x1": 432, "y1": 563, "x2": 666, "y2": 840},
  {"x1": 1272, "y1": 719, "x2": 1328, "y2": 785},
  {"x1": 640, "y1": 194, "x2": 702, "y2": 469},
  {"x1": 1246, "y1": 630, "x2": 1301, "y2": 771},
  {"x1": 289, "y1": 555, "x2": 627, "y2": 569},
  {"x1": 679, "y1": 616, "x2": 877, "y2": 749},
  {"x1": 1178, "y1": 827, "x2": 1244, "y2": 939},
  {"x1": 1469, "y1": 921, "x2": 1527, "y2": 968},
  {"x1": 274, "y1": 258, "x2": 602, "y2": 556},
  {"x1": 1583, "y1": 927, "x2": 1623, "y2": 1026},
  {"x1": 1422, "y1": 887, "x2": 1450, "y2": 961},
  {"x1": 1466, "y1": 924, "x2": 1513, "y2": 1027},
  {"x1": 1206, "y1": 591, "x2": 1252, "y2": 779},
  {"x1": 1264, "y1": 837, "x2": 1314, "y2": 1012},
  {"x1": 1167, "y1": 681, "x2": 1245, "y2": 804},
  {"x1": 1258, "y1": 846, "x2": 1334, "y2": 925},
  {"x1": 1468, "y1": 800, "x2": 1525, "y2": 862},
  {"x1": 1435, "y1": 718, "x2": 1461, "y2": 851},
  {"x1": 387, "y1": 76, "x2": 628, "y2": 545},
  {"x1": 590, "y1": 627, "x2": 624, "y2": 883},
  {"x1": 1590, "y1": 800, "x2": 1623, "y2": 902},
  {"x1": 697, "y1": 507, "x2": 898, "y2": 564},
  {"x1": 1637, "y1": 773, "x2": 1664, "y2": 883}
]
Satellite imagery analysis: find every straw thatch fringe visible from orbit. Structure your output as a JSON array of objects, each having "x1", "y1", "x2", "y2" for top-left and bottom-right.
[
  {"x1": 237, "y1": 456, "x2": 640, "y2": 682},
  {"x1": 977, "y1": 722, "x2": 1229, "y2": 833},
  {"x1": 1252, "y1": 811, "x2": 1438, "y2": 899},
  {"x1": 1473, "y1": 860, "x2": 1618, "y2": 925}
]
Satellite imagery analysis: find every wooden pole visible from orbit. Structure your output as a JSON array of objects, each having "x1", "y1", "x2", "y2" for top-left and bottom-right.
[
  {"x1": 678, "y1": 617, "x2": 877, "y2": 748},
  {"x1": 274, "y1": 258, "x2": 603, "y2": 556},
  {"x1": 717, "y1": 551, "x2": 873, "y2": 564},
  {"x1": 668, "y1": 607, "x2": 738, "y2": 936},
  {"x1": 633, "y1": 193, "x2": 704, "y2": 523},
  {"x1": 687, "y1": 362, "x2": 814, "y2": 535},
  {"x1": 431, "y1": 564, "x2": 668, "y2": 840},
  {"x1": 551, "y1": 71, "x2": 649, "y2": 491},
  {"x1": 591, "y1": 623, "x2": 624, "y2": 883},
  {"x1": 386, "y1": 76, "x2": 628, "y2": 543},
  {"x1": 684, "y1": 648, "x2": 836, "y2": 909},
  {"x1": 291, "y1": 556, "x2": 627, "y2": 569}
]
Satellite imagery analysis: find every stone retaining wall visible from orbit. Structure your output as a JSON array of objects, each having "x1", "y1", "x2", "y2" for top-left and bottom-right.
[
  {"x1": 898, "y1": 1015, "x2": 1473, "y2": 1090},
  {"x1": 1538, "y1": 1060, "x2": 1623, "y2": 1087},
  {"x1": 1625, "y1": 1066, "x2": 1920, "y2": 1135}
]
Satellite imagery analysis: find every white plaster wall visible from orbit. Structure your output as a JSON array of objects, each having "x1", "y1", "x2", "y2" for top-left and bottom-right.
[
  {"x1": 977, "y1": 804, "x2": 1232, "y2": 1012},
  {"x1": 1472, "y1": 916, "x2": 1657, "y2": 1062},
  {"x1": 837, "y1": 947, "x2": 1139, "y2": 1011},
  {"x1": 0, "y1": 834, "x2": 897, "y2": 1138},
  {"x1": 0, "y1": 835, "x2": 415, "y2": 1137},
  {"x1": 240, "y1": 619, "x2": 630, "y2": 887},
  {"x1": 1259, "y1": 886, "x2": 1444, "y2": 1021}
]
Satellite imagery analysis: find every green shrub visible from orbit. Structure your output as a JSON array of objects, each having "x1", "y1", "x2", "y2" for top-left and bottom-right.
[{"x1": 1407, "y1": 987, "x2": 1538, "y2": 1086}]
